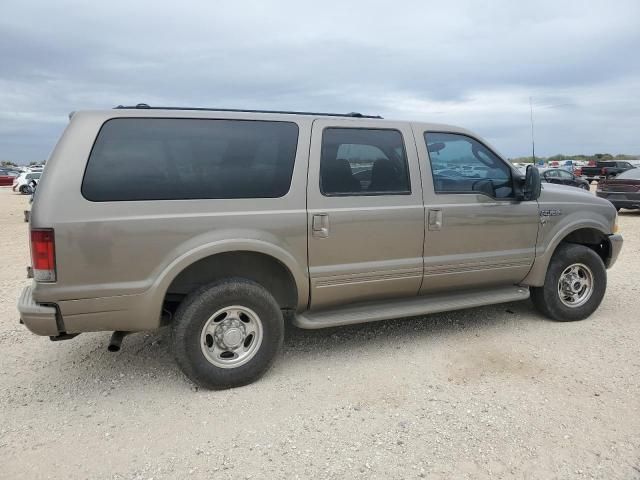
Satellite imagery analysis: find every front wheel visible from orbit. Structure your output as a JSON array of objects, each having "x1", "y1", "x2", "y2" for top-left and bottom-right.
[
  {"x1": 530, "y1": 244, "x2": 606, "y2": 321},
  {"x1": 172, "y1": 278, "x2": 284, "y2": 389}
]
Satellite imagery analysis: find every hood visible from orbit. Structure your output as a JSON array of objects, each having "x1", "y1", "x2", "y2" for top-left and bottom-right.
[{"x1": 539, "y1": 182, "x2": 601, "y2": 204}]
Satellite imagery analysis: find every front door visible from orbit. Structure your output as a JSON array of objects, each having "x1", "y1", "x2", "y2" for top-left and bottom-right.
[
  {"x1": 414, "y1": 129, "x2": 540, "y2": 293},
  {"x1": 307, "y1": 119, "x2": 425, "y2": 309}
]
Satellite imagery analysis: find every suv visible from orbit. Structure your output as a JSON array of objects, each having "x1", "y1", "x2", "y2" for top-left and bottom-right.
[{"x1": 18, "y1": 106, "x2": 623, "y2": 389}]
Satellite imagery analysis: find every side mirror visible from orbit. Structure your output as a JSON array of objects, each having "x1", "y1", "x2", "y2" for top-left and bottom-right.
[{"x1": 523, "y1": 165, "x2": 542, "y2": 201}]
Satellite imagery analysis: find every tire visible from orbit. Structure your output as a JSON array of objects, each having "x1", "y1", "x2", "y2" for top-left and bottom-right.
[
  {"x1": 19, "y1": 185, "x2": 30, "y2": 195},
  {"x1": 172, "y1": 278, "x2": 284, "y2": 389},
  {"x1": 579, "y1": 184, "x2": 589, "y2": 190},
  {"x1": 530, "y1": 243, "x2": 606, "y2": 321}
]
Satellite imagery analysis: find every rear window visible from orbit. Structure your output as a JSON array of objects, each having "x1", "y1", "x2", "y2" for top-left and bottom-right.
[{"x1": 82, "y1": 118, "x2": 299, "y2": 201}]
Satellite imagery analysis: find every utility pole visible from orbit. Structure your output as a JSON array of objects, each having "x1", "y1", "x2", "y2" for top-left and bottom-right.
[{"x1": 529, "y1": 96, "x2": 536, "y2": 165}]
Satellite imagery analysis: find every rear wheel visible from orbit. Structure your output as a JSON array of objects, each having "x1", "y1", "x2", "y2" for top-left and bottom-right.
[
  {"x1": 19, "y1": 185, "x2": 30, "y2": 195},
  {"x1": 530, "y1": 243, "x2": 606, "y2": 321},
  {"x1": 172, "y1": 278, "x2": 284, "y2": 389}
]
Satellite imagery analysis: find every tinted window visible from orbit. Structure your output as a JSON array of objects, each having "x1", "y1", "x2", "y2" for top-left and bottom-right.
[
  {"x1": 425, "y1": 132, "x2": 513, "y2": 198},
  {"x1": 616, "y1": 168, "x2": 640, "y2": 180},
  {"x1": 557, "y1": 170, "x2": 573, "y2": 179},
  {"x1": 320, "y1": 128, "x2": 410, "y2": 196},
  {"x1": 82, "y1": 118, "x2": 299, "y2": 201}
]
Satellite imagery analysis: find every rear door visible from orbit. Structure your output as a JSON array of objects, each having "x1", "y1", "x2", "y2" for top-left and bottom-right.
[
  {"x1": 414, "y1": 128, "x2": 540, "y2": 293},
  {"x1": 306, "y1": 119, "x2": 425, "y2": 309}
]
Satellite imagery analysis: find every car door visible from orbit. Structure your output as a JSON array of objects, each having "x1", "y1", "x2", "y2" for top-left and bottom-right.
[
  {"x1": 414, "y1": 128, "x2": 540, "y2": 293},
  {"x1": 307, "y1": 119, "x2": 425, "y2": 309},
  {"x1": 543, "y1": 169, "x2": 562, "y2": 185},
  {"x1": 556, "y1": 169, "x2": 575, "y2": 186}
]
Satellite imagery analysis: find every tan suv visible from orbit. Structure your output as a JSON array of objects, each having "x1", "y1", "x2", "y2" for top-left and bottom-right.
[{"x1": 18, "y1": 105, "x2": 623, "y2": 389}]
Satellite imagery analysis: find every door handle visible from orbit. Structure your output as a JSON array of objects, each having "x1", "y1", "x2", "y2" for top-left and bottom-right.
[
  {"x1": 428, "y1": 209, "x2": 442, "y2": 231},
  {"x1": 312, "y1": 213, "x2": 329, "y2": 238}
]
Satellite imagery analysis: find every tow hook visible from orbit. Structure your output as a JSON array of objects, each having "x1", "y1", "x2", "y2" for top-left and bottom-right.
[{"x1": 107, "y1": 331, "x2": 129, "y2": 352}]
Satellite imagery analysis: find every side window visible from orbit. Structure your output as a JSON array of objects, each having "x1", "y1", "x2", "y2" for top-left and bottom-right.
[
  {"x1": 545, "y1": 169, "x2": 559, "y2": 178},
  {"x1": 557, "y1": 170, "x2": 573, "y2": 179},
  {"x1": 82, "y1": 118, "x2": 299, "y2": 201},
  {"x1": 320, "y1": 128, "x2": 410, "y2": 196},
  {"x1": 424, "y1": 132, "x2": 513, "y2": 198}
]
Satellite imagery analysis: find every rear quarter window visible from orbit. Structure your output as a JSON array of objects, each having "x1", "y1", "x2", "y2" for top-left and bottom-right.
[{"x1": 82, "y1": 118, "x2": 299, "y2": 201}]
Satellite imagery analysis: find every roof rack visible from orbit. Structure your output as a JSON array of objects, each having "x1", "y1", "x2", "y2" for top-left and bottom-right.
[{"x1": 114, "y1": 103, "x2": 382, "y2": 119}]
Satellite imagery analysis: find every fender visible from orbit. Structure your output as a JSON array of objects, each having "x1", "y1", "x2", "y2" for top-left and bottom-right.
[
  {"x1": 522, "y1": 218, "x2": 611, "y2": 287},
  {"x1": 147, "y1": 237, "x2": 309, "y2": 314}
]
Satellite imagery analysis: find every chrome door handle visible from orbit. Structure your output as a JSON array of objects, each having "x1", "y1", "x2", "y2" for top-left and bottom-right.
[
  {"x1": 312, "y1": 213, "x2": 329, "y2": 238},
  {"x1": 428, "y1": 209, "x2": 442, "y2": 231}
]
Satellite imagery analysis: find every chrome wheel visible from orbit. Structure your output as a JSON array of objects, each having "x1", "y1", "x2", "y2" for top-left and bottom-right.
[
  {"x1": 200, "y1": 305, "x2": 263, "y2": 368},
  {"x1": 557, "y1": 263, "x2": 594, "y2": 308}
]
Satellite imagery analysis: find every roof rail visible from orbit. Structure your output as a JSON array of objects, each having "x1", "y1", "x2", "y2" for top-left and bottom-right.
[{"x1": 113, "y1": 104, "x2": 382, "y2": 119}]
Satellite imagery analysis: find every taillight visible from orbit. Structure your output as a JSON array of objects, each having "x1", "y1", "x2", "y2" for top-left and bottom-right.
[
  {"x1": 30, "y1": 229, "x2": 56, "y2": 282},
  {"x1": 601, "y1": 168, "x2": 606, "y2": 175},
  {"x1": 574, "y1": 168, "x2": 582, "y2": 176}
]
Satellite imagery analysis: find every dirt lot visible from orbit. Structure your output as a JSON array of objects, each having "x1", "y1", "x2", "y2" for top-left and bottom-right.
[{"x1": 1, "y1": 186, "x2": 639, "y2": 480}]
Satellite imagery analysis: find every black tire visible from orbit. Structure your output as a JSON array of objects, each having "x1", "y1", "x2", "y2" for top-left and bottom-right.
[
  {"x1": 19, "y1": 185, "x2": 30, "y2": 195},
  {"x1": 172, "y1": 278, "x2": 284, "y2": 389},
  {"x1": 579, "y1": 183, "x2": 589, "y2": 190},
  {"x1": 530, "y1": 243, "x2": 606, "y2": 321}
]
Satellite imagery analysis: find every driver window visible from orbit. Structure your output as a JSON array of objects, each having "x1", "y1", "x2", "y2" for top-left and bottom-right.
[{"x1": 425, "y1": 132, "x2": 513, "y2": 198}]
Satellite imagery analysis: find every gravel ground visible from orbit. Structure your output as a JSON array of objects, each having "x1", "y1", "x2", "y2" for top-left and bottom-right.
[{"x1": 1, "y1": 186, "x2": 639, "y2": 480}]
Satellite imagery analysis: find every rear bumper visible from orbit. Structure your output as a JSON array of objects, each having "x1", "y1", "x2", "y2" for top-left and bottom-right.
[
  {"x1": 17, "y1": 285, "x2": 60, "y2": 336},
  {"x1": 607, "y1": 234, "x2": 623, "y2": 268}
]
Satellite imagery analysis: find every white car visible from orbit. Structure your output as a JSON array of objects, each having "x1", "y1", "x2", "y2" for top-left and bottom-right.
[{"x1": 12, "y1": 171, "x2": 42, "y2": 194}]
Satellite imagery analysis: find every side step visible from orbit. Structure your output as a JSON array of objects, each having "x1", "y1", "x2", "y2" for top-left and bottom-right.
[{"x1": 293, "y1": 286, "x2": 530, "y2": 329}]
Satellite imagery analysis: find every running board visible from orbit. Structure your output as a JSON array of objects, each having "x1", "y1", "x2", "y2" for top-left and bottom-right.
[{"x1": 293, "y1": 286, "x2": 530, "y2": 329}]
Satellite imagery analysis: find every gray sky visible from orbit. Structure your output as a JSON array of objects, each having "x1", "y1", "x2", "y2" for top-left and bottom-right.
[{"x1": 1, "y1": 0, "x2": 639, "y2": 163}]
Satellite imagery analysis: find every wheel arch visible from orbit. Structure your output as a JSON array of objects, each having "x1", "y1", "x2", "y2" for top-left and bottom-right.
[
  {"x1": 150, "y1": 240, "x2": 308, "y2": 321},
  {"x1": 522, "y1": 222, "x2": 612, "y2": 287}
]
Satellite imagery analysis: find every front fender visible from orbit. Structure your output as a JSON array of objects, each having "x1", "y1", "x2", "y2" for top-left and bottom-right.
[{"x1": 522, "y1": 218, "x2": 611, "y2": 286}]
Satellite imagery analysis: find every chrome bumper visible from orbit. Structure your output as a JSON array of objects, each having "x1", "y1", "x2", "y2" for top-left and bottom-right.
[
  {"x1": 17, "y1": 285, "x2": 59, "y2": 336},
  {"x1": 607, "y1": 233, "x2": 623, "y2": 268}
]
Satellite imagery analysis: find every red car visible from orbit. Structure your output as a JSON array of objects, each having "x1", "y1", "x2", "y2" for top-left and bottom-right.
[{"x1": 0, "y1": 169, "x2": 19, "y2": 186}]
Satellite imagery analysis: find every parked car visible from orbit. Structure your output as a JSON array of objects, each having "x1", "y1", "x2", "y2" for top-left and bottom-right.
[
  {"x1": 538, "y1": 167, "x2": 590, "y2": 190},
  {"x1": 18, "y1": 105, "x2": 622, "y2": 389},
  {"x1": 596, "y1": 168, "x2": 640, "y2": 211},
  {"x1": 0, "y1": 168, "x2": 20, "y2": 186},
  {"x1": 12, "y1": 171, "x2": 42, "y2": 194},
  {"x1": 579, "y1": 161, "x2": 634, "y2": 183}
]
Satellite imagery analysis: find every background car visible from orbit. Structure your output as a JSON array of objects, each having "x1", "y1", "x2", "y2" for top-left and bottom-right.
[
  {"x1": 539, "y1": 167, "x2": 590, "y2": 190},
  {"x1": 0, "y1": 169, "x2": 20, "y2": 186},
  {"x1": 596, "y1": 168, "x2": 640, "y2": 211},
  {"x1": 12, "y1": 171, "x2": 42, "y2": 194}
]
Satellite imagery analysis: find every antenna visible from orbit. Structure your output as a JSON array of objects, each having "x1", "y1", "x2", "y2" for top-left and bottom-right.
[{"x1": 529, "y1": 97, "x2": 536, "y2": 164}]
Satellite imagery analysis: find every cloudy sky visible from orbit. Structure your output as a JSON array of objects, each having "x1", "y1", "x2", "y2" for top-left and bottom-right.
[{"x1": 1, "y1": 0, "x2": 639, "y2": 163}]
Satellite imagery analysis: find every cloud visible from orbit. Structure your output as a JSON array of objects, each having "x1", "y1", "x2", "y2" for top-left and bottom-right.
[{"x1": 1, "y1": 0, "x2": 639, "y2": 162}]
